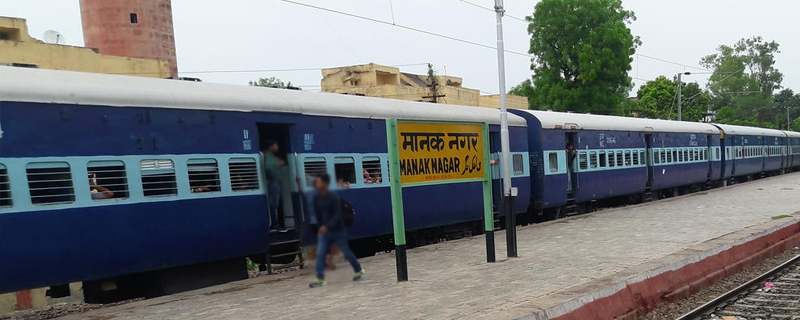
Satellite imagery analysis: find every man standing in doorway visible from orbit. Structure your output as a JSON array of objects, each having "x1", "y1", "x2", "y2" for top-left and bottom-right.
[
  {"x1": 309, "y1": 173, "x2": 364, "y2": 287},
  {"x1": 264, "y1": 139, "x2": 286, "y2": 232}
]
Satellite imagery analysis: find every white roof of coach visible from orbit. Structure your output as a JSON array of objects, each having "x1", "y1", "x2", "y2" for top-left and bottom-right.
[
  {"x1": 0, "y1": 67, "x2": 526, "y2": 127},
  {"x1": 713, "y1": 124, "x2": 786, "y2": 137},
  {"x1": 517, "y1": 110, "x2": 719, "y2": 134},
  {"x1": 784, "y1": 131, "x2": 800, "y2": 138}
]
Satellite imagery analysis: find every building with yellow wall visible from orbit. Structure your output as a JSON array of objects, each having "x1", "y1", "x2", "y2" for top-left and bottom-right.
[
  {"x1": 320, "y1": 63, "x2": 528, "y2": 109},
  {"x1": 0, "y1": 16, "x2": 169, "y2": 78}
]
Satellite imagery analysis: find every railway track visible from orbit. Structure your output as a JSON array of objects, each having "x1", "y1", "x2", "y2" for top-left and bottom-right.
[{"x1": 675, "y1": 255, "x2": 800, "y2": 320}]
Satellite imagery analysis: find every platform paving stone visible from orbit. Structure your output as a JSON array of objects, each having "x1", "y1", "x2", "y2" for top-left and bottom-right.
[{"x1": 60, "y1": 173, "x2": 800, "y2": 320}]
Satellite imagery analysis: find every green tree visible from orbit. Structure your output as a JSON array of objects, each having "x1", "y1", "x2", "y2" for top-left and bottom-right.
[
  {"x1": 623, "y1": 76, "x2": 709, "y2": 121},
  {"x1": 525, "y1": 0, "x2": 639, "y2": 114},
  {"x1": 774, "y1": 89, "x2": 800, "y2": 129},
  {"x1": 701, "y1": 36, "x2": 782, "y2": 126},
  {"x1": 249, "y1": 77, "x2": 293, "y2": 88},
  {"x1": 508, "y1": 79, "x2": 534, "y2": 108}
]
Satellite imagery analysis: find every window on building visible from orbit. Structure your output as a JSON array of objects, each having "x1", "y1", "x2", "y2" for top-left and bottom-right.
[
  {"x1": 230, "y1": 158, "x2": 259, "y2": 191},
  {"x1": 188, "y1": 159, "x2": 221, "y2": 193},
  {"x1": 140, "y1": 159, "x2": 177, "y2": 197},
  {"x1": 27, "y1": 162, "x2": 74, "y2": 205},
  {"x1": 548, "y1": 152, "x2": 559, "y2": 173},
  {"x1": 599, "y1": 151, "x2": 607, "y2": 167},
  {"x1": 362, "y1": 156, "x2": 383, "y2": 184},
  {"x1": 0, "y1": 164, "x2": 11, "y2": 207},
  {"x1": 578, "y1": 151, "x2": 588, "y2": 170},
  {"x1": 304, "y1": 157, "x2": 328, "y2": 187},
  {"x1": 88, "y1": 160, "x2": 129, "y2": 200},
  {"x1": 334, "y1": 157, "x2": 356, "y2": 185},
  {"x1": 513, "y1": 154, "x2": 524, "y2": 175},
  {"x1": 0, "y1": 32, "x2": 8, "y2": 40},
  {"x1": 130, "y1": 13, "x2": 138, "y2": 24}
]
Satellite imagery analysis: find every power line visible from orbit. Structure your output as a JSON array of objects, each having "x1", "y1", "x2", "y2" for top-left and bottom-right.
[
  {"x1": 636, "y1": 53, "x2": 710, "y2": 72},
  {"x1": 108, "y1": 63, "x2": 429, "y2": 76},
  {"x1": 454, "y1": 0, "x2": 527, "y2": 22},
  {"x1": 279, "y1": 0, "x2": 533, "y2": 58}
]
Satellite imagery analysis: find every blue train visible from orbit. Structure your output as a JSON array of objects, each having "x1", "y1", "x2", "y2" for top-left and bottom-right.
[{"x1": 0, "y1": 66, "x2": 798, "y2": 301}]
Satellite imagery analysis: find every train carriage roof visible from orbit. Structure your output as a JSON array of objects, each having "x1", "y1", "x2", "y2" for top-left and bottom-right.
[
  {"x1": 516, "y1": 110, "x2": 720, "y2": 134},
  {"x1": 784, "y1": 131, "x2": 800, "y2": 138},
  {"x1": 712, "y1": 124, "x2": 786, "y2": 137},
  {"x1": 0, "y1": 66, "x2": 526, "y2": 127}
]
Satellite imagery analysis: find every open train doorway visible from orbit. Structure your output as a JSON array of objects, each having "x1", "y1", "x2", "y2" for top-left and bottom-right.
[
  {"x1": 257, "y1": 123, "x2": 296, "y2": 231},
  {"x1": 645, "y1": 133, "x2": 654, "y2": 187},
  {"x1": 565, "y1": 132, "x2": 577, "y2": 194}
]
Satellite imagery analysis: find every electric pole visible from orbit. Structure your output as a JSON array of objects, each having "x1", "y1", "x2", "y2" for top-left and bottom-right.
[{"x1": 494, "y1": 0, "x2": 516, "y2": 257}]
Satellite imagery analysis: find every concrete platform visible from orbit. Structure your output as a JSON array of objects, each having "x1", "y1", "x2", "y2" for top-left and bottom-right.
[{"x1": 59, "y1": 173, "x2": 800, "y2": 320}]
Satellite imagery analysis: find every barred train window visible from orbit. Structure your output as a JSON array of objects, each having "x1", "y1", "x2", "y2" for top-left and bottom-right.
[
  {"x1": 229, "y1": 158, "x2": 259, "y2": 191},
  {"x1": 608, "y1": 151, "x2": 615, "y2": 167},
  {"x1": 334, "y1": 157, "x2": 356, "y2": 184},
  {"x1": 513, "y1": 154, "x2": 524, "y2": 175},
  {"x1": 678, "y1": 150, "x2": 684, "y2": 162},
  {"x1": 362, "y1": 156, "x2": 383, "y2": 184},
  {"x1": 140, "y1": 159, "x2": 177, "y2": 197},
  {"x1": 304, "y1": 157, "x2": 327, "y2": 186},
  {"x1": 548, "y1": 152, "x2": 558, "y2": 173},
  {"x1": 616, "y1": 151, "x2": 624, "y2": 167},
  {"x1": 578, "y1": 151, "x2": 588, "y2": 170},
  {"x1": 624, "y1": 150, "x2": 632, "y2": 166},
  {"x1": 27, "y1": 162, "x2": 74, "y2": 205},
  {"x1": 632, "y1": 151, "x2": 639, "y2": 166},
  {"x1": 188, "y1": 159, "x2": 221, "y2": 193},
  {"x1": 88, "y1": 160, "x2": 129, "y2": 200},
  {"x1": 0, "y1": 164, "x2": 11, "y2": 207},
  {"x1": 588, "y1": 152, "x2": 597, "y2": 169}
]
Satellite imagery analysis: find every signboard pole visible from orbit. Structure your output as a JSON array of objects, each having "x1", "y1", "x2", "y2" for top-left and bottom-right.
[
  {"x1": 482, "y1": 123, "x2": 496, "y2": 263},
  {"x1": 386, "y1": 119, "x2": 409, "y2": 282}
]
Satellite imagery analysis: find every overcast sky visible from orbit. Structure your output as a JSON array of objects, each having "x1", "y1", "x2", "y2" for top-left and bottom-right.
[{"x1": 2, "y1": 0, "x2": 798, "y2": 96}]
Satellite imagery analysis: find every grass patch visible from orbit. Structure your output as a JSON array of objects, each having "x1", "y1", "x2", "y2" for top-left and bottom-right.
[{"x1": 771, "y1": 214, "x2": 793, "y2": 220}]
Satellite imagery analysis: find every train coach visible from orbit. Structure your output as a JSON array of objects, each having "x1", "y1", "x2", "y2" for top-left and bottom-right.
[
  {"x1": 0, "y1": 66, "x2": 531, "y2": 301},
  {"x1": 713, "y1": 124, "x2": 789, "y2": 181}
]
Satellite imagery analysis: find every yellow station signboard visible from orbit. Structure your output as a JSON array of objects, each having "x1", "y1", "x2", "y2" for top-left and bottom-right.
[{"x1": 396, "y1": 122, "x2": 486, "y2": 184}]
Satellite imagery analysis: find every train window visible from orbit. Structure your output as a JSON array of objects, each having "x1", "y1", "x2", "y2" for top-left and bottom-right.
[
  {"x1": 612, "y1": 152, "x2": 621, "y2": 167},
  {"x1": 87, "y1": 160, "x2": 129, "y2": 200},
  {"x1": 188, "y1": 159, "x2": 221, "y2": 193},
  {"x1": 608, "y1": 151, "x2": 615, "y2": 167},
  {"x1": 639, "y1": 150, "x2": 645, "y2": 165},
  {"x1": 632, "y1": 151, "x2": 639, "y2": 166},
  {"x1": 230, "y1": 158, "x2": 260, "y2": 191},
  {"x1": 599, "y1": 151, "x2": 607, "y2": 167},
  {"x1": 334, "y1": 157, "x2": 356, "y2": 185},
  {"x1": 304, "y1": 157, "x2": 328, "y2": 187},
  {"x1": 513, "y1": 154, "x2": 524, "y2": 175},
  {"x1": 624, "y1": 150, "x2": 632, "y2": 166},
  {"x1": 684, "y1": 150, "x2": 690, "y2": 162},
  {"x1": 362, "y1": 156, "x2": 383, "y2": 184},
  {"x1": 0, "y1": 164, "x2": 11, "y2": 207},
  {"x1": 578, "y1": 151, "x2": 588, "y2": 170},
  {"x1": 548, "y1": 152, "x2": 559, "y2": 173},
  {"x1": 678, "y1": 150, "x2": 684, "y2": 162},
  {"x1": 140, "y1": 159, "x2": 177, "y2": 197},
  {"x1": 715, "y1": 148, "x2": 720, "y2": 160},
  {"x1": 657, "y1": 150, "x2": 664, "y2": 164},
  {"x1": 589, "y1": 152, "x2": 598, "y2": 169},
  {"x1": 27, "y1": 162, "x2": 75, "y2": 205}
]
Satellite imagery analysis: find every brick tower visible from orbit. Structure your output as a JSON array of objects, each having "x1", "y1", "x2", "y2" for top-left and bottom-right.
[{"x1": 80, "y1": 0, "x2": 178, "y2": 78}]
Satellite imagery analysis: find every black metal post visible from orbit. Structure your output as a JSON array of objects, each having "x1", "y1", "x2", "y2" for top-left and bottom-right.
[
  {"x1": 395, "y1": 244, "x2": 408, "y2": 281},
  {"x1": 485, "y1": 230, "x2": 496, "y2": 262},
  {"x1": 505, "y1": 195, "x2": 517, "y2": 257}
]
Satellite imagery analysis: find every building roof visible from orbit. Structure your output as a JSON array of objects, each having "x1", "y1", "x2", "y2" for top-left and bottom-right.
[
  {"x1": 516, "y1": 110, "x2": 720, "y2": 134},
  {"x1": 0, "y1": 67, "x2": 528, "y2": 126},
  {"x1": 712, "y1": 124, "x2": 787, "y2": 137}
]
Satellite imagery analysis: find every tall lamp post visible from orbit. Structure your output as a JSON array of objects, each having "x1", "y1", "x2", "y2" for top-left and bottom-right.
[
  {"x1": 494, "y1": 0, "x2": 516, "y2": 257},
  {"x1": 677, "y1": 71, "x2": 691, "y2": 121}
]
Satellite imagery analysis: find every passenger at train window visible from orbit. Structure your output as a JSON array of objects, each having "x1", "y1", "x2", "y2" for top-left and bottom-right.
[
  {"x1": 89, "y1": 174, "x2": 114, "y2": 200},
  {"x1": 371, "y1": 171, "x2": 383, "y2": 184},
  {"x1": 263, "y1": 139, "x2": 287, "y2": 232},
  {"x1": 565, "y1": 144, "x2": 577, "y2": 169}
]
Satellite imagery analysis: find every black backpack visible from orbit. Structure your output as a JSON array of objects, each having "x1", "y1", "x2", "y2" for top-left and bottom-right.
[{"x1": 341, "y1": 198, "x2": 355, "y2": 227}]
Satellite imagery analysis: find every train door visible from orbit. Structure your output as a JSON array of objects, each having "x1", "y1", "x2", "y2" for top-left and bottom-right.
[
  {"x1": 730, "y1": 135, "x2": 737, "y2": 176},
  {"x1": 565, "y1": 132, "x2": 578, "y2": 194},
  {"x1": 645, "y1": 133, "x2": 654, "y2": 187},
  {"x1": 489, "y1": 131, "x2": 502, "y2": 209},
  {"x1": 257, "y1": 123, "x2": 298, "y2": 231}
]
